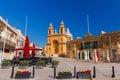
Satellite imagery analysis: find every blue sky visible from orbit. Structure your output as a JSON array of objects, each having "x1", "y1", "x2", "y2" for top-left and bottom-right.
[{"x1": 0, "y1": 0, "x2": 120, "y2": 47}]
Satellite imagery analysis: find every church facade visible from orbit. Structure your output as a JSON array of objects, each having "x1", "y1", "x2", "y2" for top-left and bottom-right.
[{"x1": 46, "y1": 21, "x2": 73, "y2": 56}]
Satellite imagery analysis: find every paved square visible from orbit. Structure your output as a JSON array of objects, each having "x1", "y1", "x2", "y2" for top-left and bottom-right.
[{"x1": 0, "y1": 57, "x2": 120, "y2": 80}]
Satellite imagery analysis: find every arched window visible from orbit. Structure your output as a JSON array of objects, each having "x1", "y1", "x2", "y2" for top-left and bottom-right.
[
  {"x1": 93, "y1": 41, "x2": 98, "y2": 48},
  {"x1": 61, "y1": 47, "x2": 63, "y2": 52},
  {"x1": 49, "y1": 30, "x2": 51, "y2": 35},
  {"x1": 53, "y1": 40, "x2": 59, "y2": 53},
  {"x1": 61, "y1": 28, "x2": 63, "y2": 33},
  {"x1": 61, "y1": 38, "x2": 63, "y2": 42}
]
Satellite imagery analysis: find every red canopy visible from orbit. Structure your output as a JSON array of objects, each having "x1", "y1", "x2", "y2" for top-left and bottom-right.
[
  {"x1": 14, "y1": 48, "x2": 24, "y2": 50},
  {"x1": 14, "y1": 36, "x2": 42, "y2": 60}
]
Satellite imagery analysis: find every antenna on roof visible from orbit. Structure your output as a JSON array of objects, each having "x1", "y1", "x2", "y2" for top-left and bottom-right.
[
  {"x1": 25, "y1": 16, "x2": 28, "y2": 37},
  {"x1": 87, "y1": 15, "x2": 90, "y2": 33}
]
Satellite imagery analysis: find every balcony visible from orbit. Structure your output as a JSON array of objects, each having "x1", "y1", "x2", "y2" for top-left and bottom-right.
[{"x1": 0, "y1": 36, "x2": 16, "y2": 47}]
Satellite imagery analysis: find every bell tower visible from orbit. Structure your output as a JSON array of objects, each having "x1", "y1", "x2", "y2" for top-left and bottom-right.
[
  {"x1": 59, "y1": 21, "x2": 66, "y2": 34},
  {"x1": 48, "y1": 23, "x2": 54, "y2": 36}
]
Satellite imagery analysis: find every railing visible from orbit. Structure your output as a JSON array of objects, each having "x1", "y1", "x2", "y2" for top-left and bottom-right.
[{"x1": 0, "y1": 36, "x2": 16, "y2": 47}]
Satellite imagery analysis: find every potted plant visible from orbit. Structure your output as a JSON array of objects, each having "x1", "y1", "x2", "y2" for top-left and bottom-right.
[
  {"x1": 1, "y1": 60, "x2": 11, "y2": 69},
  {"x1": 15, "y1": 70, "x2": 31, "y2": 79},
  {"x1": 51, "y1": 60, "x2": 59, "y2": 68},
  {"x1": 35, "y1": 61, "x2": 46, "y2": 69},
  {"x1": 76, "y1": 69, "x2": 91, "y2": 79},
  {"x1": 19, "y1": 60, "x2": 29, "y2": 69},
  {"x1": 58, "y1": 71, "x2": 72, "y2": 79}
]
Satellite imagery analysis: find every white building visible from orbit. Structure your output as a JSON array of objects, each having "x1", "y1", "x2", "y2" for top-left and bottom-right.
[{"x1": 0, "y1": 16, "x2": 25, "y2": 63}]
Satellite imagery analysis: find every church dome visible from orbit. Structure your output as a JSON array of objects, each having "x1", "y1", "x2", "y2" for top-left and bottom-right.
[{"x1": 66, "y1": 28, "x2": 72, "y2": 36}]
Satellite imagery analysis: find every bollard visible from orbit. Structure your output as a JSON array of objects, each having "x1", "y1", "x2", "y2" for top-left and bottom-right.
[
  {"x1": 49, "y1": 57, "x2": 52, "y2": 63},
  {"x1": 93, "y1": 66, "x2": 96, "y2": 78},
  {"x1": 10, "y1": 65, "x2": 14, "y2": 78},
  {"x1": 111, "y1": 66, "x2": 115, "y2": 78},
  {"x1": 74, "y1": 66, "x2": 76, "y2": 78},
  {"x1": 54, "y1": 67, "x2": 56, "y2": 78},
  {"x1": 32, "y1": 66, "x2": 35, "y2": 78}
]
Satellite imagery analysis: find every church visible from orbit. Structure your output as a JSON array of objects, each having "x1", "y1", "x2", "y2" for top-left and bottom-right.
[{"x1": 46, "y1": 21, "x2": 73, "y2": 56}]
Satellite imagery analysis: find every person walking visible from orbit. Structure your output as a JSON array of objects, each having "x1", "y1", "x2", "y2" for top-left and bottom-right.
[
  {"x1": 106, "y1": 50, "x2": 110, "y2": 62},
  {"x1": 94, "y1": 49, "x2": 98, "y2": 63}
]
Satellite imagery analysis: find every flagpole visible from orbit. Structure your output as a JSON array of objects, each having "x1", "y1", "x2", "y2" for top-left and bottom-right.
[
  {"x1": 87, "y1": 15, "x2": 90, "y2": 33},
  {"x1": 25, "y1": 16, "x2": 28, "y2": 37},
  {"x1": 2, "y1": 19, "x2": 8, "y2": 61}
]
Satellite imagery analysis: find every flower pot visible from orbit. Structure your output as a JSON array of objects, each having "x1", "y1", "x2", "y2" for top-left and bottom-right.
[
  {"x1": 52, "y1": 64, "x2": 58, "y2": 68},
  {"x1": 19, "y1": 66, "x2": 28, "y2": 69},
  {"x1": 35, "y1": 66, "x2": 44, "y2": 69},
  {"x1": 51, "y1": 60, "x2": 59, "y2": 67},
  {"x1": 15, "y1": 72, "x2": 31, "y2": 79},
  {"x1": 58, "y1": 73, "x2": 72, "y2": 79},
  {"x1": 1, "y1": 66, "x2": 10, "y2": 69},
  {"x1": 76, "y1": 73, "x2": 91, "y2": 79}
]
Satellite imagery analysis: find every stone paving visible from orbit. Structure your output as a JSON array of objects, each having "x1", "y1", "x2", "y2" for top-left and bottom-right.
[{"x1": 0, "y1": 57, "x2": 120, "y2": 80}]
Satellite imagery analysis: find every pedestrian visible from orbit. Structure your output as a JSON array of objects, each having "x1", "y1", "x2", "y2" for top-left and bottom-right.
[
  {"x1": 94, "y1": 49, "x2": 98, "y2": 63},
  {"x1": 112, "y1": 52, "x2": 116, "y2": 62},
  {"x1": 106, "y1": 50, "x2": 110, "y2": 62},
  {"x1": 97, "y1": 51, "x2": 100, "y2": 61}
]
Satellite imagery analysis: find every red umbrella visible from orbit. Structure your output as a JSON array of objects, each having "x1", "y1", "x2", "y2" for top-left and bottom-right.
[
  {"x1": 23, "y1": 36, "x2": 30, "y2": 59},
  {"x1": 14, "y1": 36, "x2": 42, "y2": 60}
]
